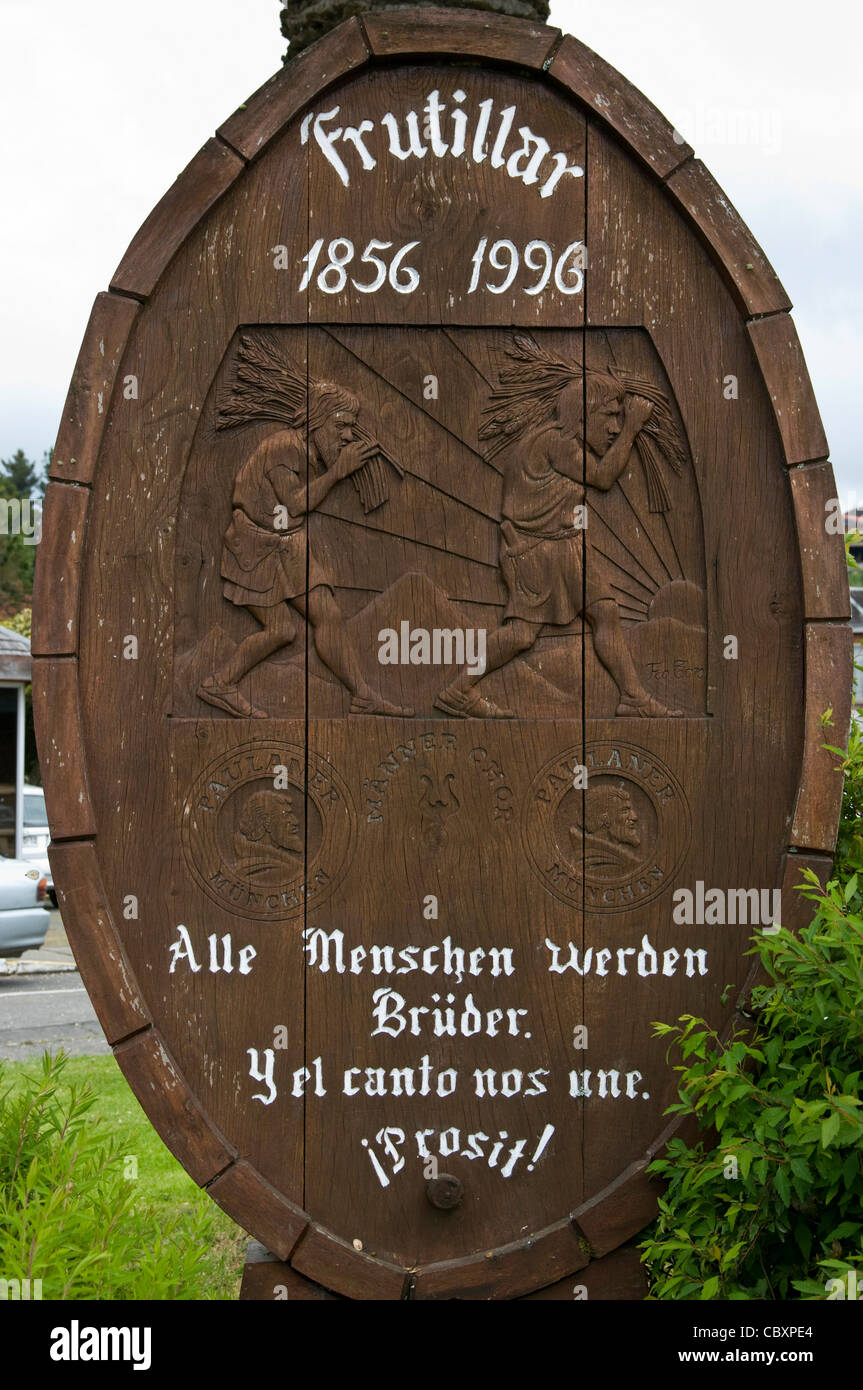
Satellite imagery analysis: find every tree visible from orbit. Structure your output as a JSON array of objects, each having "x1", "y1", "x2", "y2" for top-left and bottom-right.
[
  {"x1": 0, "y1": 449, "x2": 46, "y2": 617},
  {"x1": 1, "y1": 448, "x2": 41, "y2": 496}
]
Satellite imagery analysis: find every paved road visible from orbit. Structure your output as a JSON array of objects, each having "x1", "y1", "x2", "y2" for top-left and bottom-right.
[
  {"x1": 0, "y1": 910, "x2": 110, "y2": 1060},
  {"x1": 0, "y1": 973, "x2": 109, "y2": 1059}
]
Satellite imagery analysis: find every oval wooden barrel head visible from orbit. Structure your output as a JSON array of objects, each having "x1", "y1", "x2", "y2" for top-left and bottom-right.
[{"x1": 34, "y1": 8, "x2": 851, "y2": 1300}]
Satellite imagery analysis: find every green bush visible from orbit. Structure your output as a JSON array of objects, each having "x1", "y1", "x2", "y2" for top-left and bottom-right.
[
  {"x1": 0, "y1": 1050, "x2": 221, "y2": 1299},
  {"x1": 640, "y1": 720, "x2": 863, "y2": 1300},
  {"x1": 0, "y1": 608, "x2": 31, "y2": 638}
]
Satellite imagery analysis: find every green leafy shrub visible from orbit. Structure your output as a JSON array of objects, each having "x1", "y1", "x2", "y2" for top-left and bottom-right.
[
  {"x1": 0, "y1": 1050, "x2": 220, "y2": 1299},
  {"x1": 641, "y1": 722, "x2": 863, "y2": 1300},
  {"x1": 0, "y1": 608, "x2": 31, "y2": 638}
]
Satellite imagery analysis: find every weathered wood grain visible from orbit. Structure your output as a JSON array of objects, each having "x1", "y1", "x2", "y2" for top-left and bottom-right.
[
  {"x1": 665, "y1": 159, "x2": 791, "y2": 317},
  {"x1": 790, "y1": 462, "x2": 850, "y2": 620},
  {"x1": 548, "y1": 34, "x2": 692, "y2": 177},
  {"x1": 31, "y1": 483, "x2": 89, "y2": 656},
  {"x1": 291, "y1": 1224, "x2": 410, "y2": 1299},
  {"x1": 112, "y1": 1030, "x2": 234, "y2": 1186},
  {"x1": 776, "y1": 851, "x2": 834, "y2": 933},
  {"x1": 572, "y1": 1160, "x2": 663, "y2": 1260},
  {"x1": 110, "y1": 138, "x2": 245, "y2": 299},
  {"x1": 207, "y1": 1162, "x2": 308, "y2": 1262},
  {"x1": 791, "y1": 623, "x2": 853, "y2": 851},
  {"x1": 584, "y1": 119, "x2": 804, "y2": 1214},
  {"x1": 747, "y1": 313, "x2": 830, "y2": 465},
  {"x1": 31, "y1": 658, "x2": 96, "y2": 839},
  {"x1": 48, "y1": 839, "x2": 150, "y2": 1044},
  {"x1": 362, "y1": 7, "x2": 559, "y2": 65},
  {"x1": 240, "y1": 1231, "x2": 643, "y2": 1300},
  {"x1": 411, "y1": 1219, "x2": 589, "y2": 1299},
  {"x1": 239, "y1": 1243, "x2": 342, "y2": 1300},
  {"x1": 522, "y1": 1239, "x2": 647, "y2": 1299},
  {"x1": 50, "y1": 292, "x2": 140, "y2": 485},
  {"x1": 218, "y1": 20, "x2": 370, "y2": 161}
]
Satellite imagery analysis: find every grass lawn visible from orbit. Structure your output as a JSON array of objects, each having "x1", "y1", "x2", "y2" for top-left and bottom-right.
[{"x1": 2, "y1": 1051, "x2": 247, "y2": 1300}]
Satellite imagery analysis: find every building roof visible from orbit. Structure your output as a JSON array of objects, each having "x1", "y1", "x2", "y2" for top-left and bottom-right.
[{"x1": 0, "y1": 626, "x2": 31, "y2": 682}]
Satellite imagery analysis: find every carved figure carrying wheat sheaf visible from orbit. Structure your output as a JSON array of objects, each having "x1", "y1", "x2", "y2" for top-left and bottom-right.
[
  {"x1": 197, "y1": 330, "x2": 413, "y2": 718},
  {"x1": 434, "y1": 333, "x2": 687, "y2": 719}
]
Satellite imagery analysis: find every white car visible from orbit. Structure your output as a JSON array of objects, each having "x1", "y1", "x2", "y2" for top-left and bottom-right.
[
  {"x1": 0, "y1": 783, "x2": 54, "y2": 904},
  {"x1": 0, "y1": 854, "x2": 50, "y2": 958},
  {"x1": 19, "y1": 784, "x2": 54, "y2": 904}
]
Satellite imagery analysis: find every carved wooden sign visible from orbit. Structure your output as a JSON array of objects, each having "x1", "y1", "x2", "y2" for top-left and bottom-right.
[{"x1": 34, "y1": 10, "x2": 851, "y2": 1300}]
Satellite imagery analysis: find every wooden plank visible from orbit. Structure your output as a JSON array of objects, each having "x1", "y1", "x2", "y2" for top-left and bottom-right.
[
  {"x1": 50, "y1": 292, "x2": 140, "y2": 485},
  {"x1": 31, "y1": 483, "x2": 89, "y2": 656},
  {"x1": 645, "y1": 1111, "x2": 702, "y2": 1162},
  {"x1": 300, "y1": 69, "x2": 588, "y2": 1286},
  {"x1": 776, "y1": 851, "x2": 834, "y2": 932},
  {"x1": 303, "y1": 66, "x2": 587, "y2": 328},
  {"x1": 790, "y1": 463, "x2": 850, "y2": 620},
  {"x1": 665, "y1": 159, "x2": 791, "y2": 317},
  {"x1": 112, "y1": 1030, "x2": 234, "y2": 1187},
  {"x1": 240, "y1": 1243, "x2": 342, "y2": 1300},
  {"x1": 110, "y1": 138, "x2": 245, "y2": 299},
  {"x1": 218, "y1": 20, "x2": 370, "y2": 161},
  {"x1": 291, "y1": 1224, "x2": 410, "y2": 1300},
  {"x1": 521, "y1": 1240, "x2": 647, "y2": 1299},
  {"x1": 736, "y1": 851, "x2": 834, "y2": 1002},
  {"x1": 168, "y1": 725, "x2": 309, "y2": 1202},
  {"x1": 572, "y1": 1160, "x2": 662, "y2": 1259},
  {"x1": 31, "y1": 657, "x2": 96, "y2": 839},
  {"x1": 48, "y1": 840, "x2": 150, "y2": 1045},
  {"x1": 747, "y1": 314, "x2": 830, "y2": 466},
  {"x1": 76, "y1": 93, "x2": 312, "y2": 1232},
  {"x1": 548, "y1": 35, "x2": 692, "y2": 178},
  {"x1": 207, "y1": 1162, "x2": 307, "y2": 1262},
  {"x1": 362, "y1": 8, "x2": 559, "y2": 66},
  {"x1": 239, "y1": 1236, "x2": 644, "y2": 1300},
  {"x1": 791, "y1": 623, "x2": 853, "y2": 851},
  {"x1": 300, "y1": 723, "x2": 590, "y2": 1278},
  {"x1": 582, "y1": 117, "x2": 803, "y2": 1205},
  {"x1": 411, "y1": 1220, "x2": 588, "y2": 1300}
]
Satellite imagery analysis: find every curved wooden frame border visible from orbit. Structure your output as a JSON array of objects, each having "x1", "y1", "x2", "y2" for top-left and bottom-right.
[{"x1": 32, "y1": 8, "x2": 852, "y2": 1300}]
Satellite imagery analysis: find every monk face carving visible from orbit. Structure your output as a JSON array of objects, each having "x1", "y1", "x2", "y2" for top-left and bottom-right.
[
  {"x1": 313, "y1": 407, "x2": 359, "y2": 467},
  {"x1": 572, "y1": 783, "x2": 641, "y2": 852},
  {"x1": 239, "y1": 790, "x2": 303, "y2": 857},
  {"x1": 606, "y1": 790, "x2": 640, "y2": 847},
  {"x1": 270, "y1": 799, "x2": 302, "y2": 853}
]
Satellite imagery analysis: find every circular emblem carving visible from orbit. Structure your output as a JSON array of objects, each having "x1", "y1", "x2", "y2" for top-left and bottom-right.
[
  {"x1": 182, "y1": 741, "x2": 355, "y2": 921},
  {"x1": 523, "y1": 741, "x2": 691, "y2": 914}
]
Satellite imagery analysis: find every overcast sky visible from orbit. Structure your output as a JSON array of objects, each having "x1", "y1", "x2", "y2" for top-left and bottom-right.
[{"x1": 1, "y1": 0, "x2": 859, "y2": 501}]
